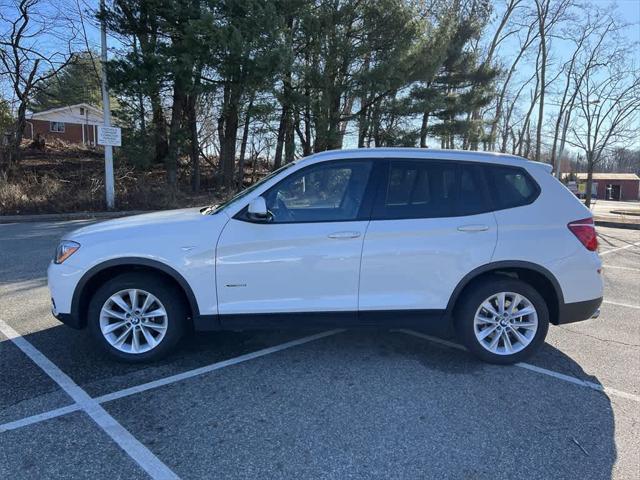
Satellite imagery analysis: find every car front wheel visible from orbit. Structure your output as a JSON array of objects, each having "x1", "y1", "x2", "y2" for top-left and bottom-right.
[
  {"x1": 87, "y1": 272, "x2": 186, "y2": 362},
  {"x1": 455, "y1": 277, "x2": 549, "y2": 364}
]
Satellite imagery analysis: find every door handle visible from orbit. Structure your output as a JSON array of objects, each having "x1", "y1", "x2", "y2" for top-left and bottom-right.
[
  {"x1": 328, "y1": 231, "x2": 361, "y2": 239},
  {"x1": 457, "y1": 224, "x2": 489, "y2": 232}
]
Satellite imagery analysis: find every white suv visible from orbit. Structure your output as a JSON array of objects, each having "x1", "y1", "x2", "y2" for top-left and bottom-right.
[{"x1": 48, "y1": 148, "x2": 603, "y2": 364}]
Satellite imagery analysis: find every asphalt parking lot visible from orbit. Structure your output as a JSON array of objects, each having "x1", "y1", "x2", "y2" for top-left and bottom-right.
[{"x1": 1, "y1": 220, "x2": 638, "y2": 479}]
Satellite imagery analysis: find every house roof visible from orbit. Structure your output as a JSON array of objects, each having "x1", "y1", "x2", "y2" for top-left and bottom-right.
[
  {"x1": 571, "y1": 173, "x2": 640, "y2": 181},
  {"x1": 29, "y1": 103, "x2": 103, "y2": 118},
  {"x1": 27, "y1": 103, "x2": 105, "y2": 126}
]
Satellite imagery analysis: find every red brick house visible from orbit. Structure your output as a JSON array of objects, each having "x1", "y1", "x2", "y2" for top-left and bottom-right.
[
  {"x1": 573, "y1": 173, "x2": 640, "y2": 201},
  {"x1": 24, "y1": 103, "x2": 104, "y2": 146}
]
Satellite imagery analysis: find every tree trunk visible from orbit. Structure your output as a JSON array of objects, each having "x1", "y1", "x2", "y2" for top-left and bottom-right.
[
  {"x1": 535, "y1": 2, "x2": 547, "y2": 162},
  {"x1": 238, "y1": 98, "x2": 253, "y2": 188},
  {"x1": 133, "y1": 38, "x2": 146, "y2": 133},
  {"x1": 371, "y1": 104, "x2": 382, "y2": 147},
  {"x1": 274, "y1": 106, "x2": 287, "y2": 169},
  {"x1": 585, "y1": 152, "x2": 595, "y2": 208},
  {"x1": 166, "y1": 87, "x2": 186, "y2": 189},
  {"x1": 251, "y1": 147, "x2": 258, "y2": 184},
  {"x1": 217, "y1": 84, "x2": 229, "y2": 179},
  {"x1": 303, "y1": 88, "x2": 312, "y2": 155},
  {"x1": 150, "y1": 87, "x2": 168, "y2": 164},
  {"x1": 187, "y1": 93, "x2": 199, "y2": 193},
  {"x1": 9, "y1": 100, "x2": 28, "y2": 167},
  {"x1": 327, "y1": 90, "x2": 342, "y2": 150},
  {"x1": 220, "y1": 84, "x2": 241, "y2": 188},
  {"x1": 358, "y1": 101, "x2": 368, "y2": 148},
  {"x1": 284, "y1": 108, "x2": 295, "y2": 164},
  {"x1": 420, "y1": 111, "x2": 430, "y2": 148}
]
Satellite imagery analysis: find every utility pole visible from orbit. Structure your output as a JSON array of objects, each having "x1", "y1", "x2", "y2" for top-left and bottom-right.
[{"x1": 100, "y1": 0, "x2": 115, "y2": 209}]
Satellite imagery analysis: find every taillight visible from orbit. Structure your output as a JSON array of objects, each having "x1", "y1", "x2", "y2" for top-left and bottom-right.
[{"x1": 568, "y1": 217, "x2": 598, "y2": 251}]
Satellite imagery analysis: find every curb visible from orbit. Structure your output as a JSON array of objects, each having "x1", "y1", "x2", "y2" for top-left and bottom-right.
[
  {"x1": 0, "y1": 211, "x2": 148, "y2": 224},
  {"x1": 595, "y1": 220, "x2": 640, "y2": 230}
]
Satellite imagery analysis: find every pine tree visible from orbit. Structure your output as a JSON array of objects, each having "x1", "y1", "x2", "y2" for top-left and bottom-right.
[
  {"x1": 423, "y1": 1, "x2": 497, "y2": 149},
  {"x1": 31, "y1": 52, "x2": 102, "y2": 111}
]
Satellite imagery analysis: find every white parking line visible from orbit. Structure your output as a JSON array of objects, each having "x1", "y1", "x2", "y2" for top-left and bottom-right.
[
  {"x1": 0, "y1": 329, "x2": 344, "y2": 434},
  {"x1": 603, "y1": 265, "x2": 640, "y2": 272},
  {"x1": 600, "y1": 241, "x2": 640, "y2": 256},
  {"x1": 96, "y1": 329, "x2": 344, "y2": 404},
  {"x1": 0, "y1": 318, "x2": 179, "y2": 480},
  {"x1": 603, "y1": 300, "x2": 640, "y2": 310},
  {"x1": 515, "y1": 362, "x2": 640, "y2": 402},
  {"x1": 398, "y1": 329, "x2": 640, "y2": 403},
  {"x1": 0, "y1": 404, "x2": 81, "y2": 433}
]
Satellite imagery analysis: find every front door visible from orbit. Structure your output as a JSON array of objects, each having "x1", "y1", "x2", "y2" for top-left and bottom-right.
[{"x1": 216, "y1": 160, "x2": 374, "y2": 322}]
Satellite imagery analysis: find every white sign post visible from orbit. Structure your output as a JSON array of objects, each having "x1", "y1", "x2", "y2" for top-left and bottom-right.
[
  {"x1": 100, "y1": 0, "x2": 115, "y2": 210},
  {"x1": 97, "y1": 126, "x2": 122, "y2": 147}
]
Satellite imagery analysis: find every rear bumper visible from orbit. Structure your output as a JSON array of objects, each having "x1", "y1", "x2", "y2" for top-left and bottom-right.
[{"x1": 556, "y1": 297, "x2": 603, "y2": 325}]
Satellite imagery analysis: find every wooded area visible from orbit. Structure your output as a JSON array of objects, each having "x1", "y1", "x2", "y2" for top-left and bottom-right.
[{"x1": 1, "y1": 0, "x2": 639, "y2": 209}]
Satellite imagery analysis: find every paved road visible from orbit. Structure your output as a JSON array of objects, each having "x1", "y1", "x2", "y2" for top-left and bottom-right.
[
  {"x1": 592, "y1": 200, "x2": 640, "y2": 227},
  {"x1": 1, "y1": 220, "x2": 638, "y2": 479}
]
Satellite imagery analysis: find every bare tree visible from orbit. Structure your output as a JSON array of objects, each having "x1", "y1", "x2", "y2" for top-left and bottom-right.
[
  {"x1": 0, "y1": 0, "x2": 79, "y2": 168},
  {"x1": 550, "y1": 8, "x2": 616, "y2": 177},
  {"x1": 570, "y1": 60, "x2": 640, "y2": 207},
  {"x1": 488, "y1": 14, "x2": 539, "y2": 151},
  {"x1": 469, "y1": 0, "x2": 522, "y2": 150},
  {"x1": 533, "y1": 0, "x2": 572, "y2": 162}
]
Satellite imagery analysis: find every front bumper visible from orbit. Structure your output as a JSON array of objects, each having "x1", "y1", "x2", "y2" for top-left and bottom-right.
[
  {"x1": 48, "y1": 261, "x2": 84, "y2": 329},
  {"x1": 556, "y1": 297, "x2": 603, "y2": 325},
  {"x1": 52, "y1": 309, "x2": 82, "y2": 329}
]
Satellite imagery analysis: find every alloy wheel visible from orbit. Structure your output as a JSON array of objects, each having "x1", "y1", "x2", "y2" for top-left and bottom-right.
[
  {"x1": 473, "y1": 291, "x2": 538, "y2": 355},
  {"x1": 99, "y1": 288, "x2": 168, "y2": 354}
]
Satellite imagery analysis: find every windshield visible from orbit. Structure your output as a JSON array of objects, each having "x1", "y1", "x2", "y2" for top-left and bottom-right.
[{"x1": 203, "y1": 162, "x2": 297, "y2": 215}]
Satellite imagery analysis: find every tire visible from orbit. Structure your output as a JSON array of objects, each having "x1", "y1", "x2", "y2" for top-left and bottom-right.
[
  {"x1": 454, "y1": 276, "x2": 549, "y2": 365},
  {"x1": 87, "y1": 272, "x2": 187, "y2": 362}
]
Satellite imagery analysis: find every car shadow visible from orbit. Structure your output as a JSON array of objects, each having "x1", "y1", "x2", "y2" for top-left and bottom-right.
[{"x1": 1, "y1": 322, "x2": 617, "y2": 479}]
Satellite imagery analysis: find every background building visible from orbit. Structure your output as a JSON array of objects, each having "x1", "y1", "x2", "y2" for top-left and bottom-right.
[
  {"x1": 572, "y1": 173, "x2": 640, "y2": 201},
  {"x1": 24, "y1": 104, "x2": 103, "y2": 146}
]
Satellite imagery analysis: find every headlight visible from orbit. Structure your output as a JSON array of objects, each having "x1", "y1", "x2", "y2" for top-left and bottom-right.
[{"x1": 54, "y1": 240, "x2": 80, "y2": 264}]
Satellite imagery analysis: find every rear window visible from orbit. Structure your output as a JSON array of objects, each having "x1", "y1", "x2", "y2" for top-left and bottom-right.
[{"x1": 485, "y1": 166, "x2": 539, "y2": 210}]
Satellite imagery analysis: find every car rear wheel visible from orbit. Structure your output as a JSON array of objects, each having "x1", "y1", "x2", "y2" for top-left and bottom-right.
[
  {"x1": 88, "y1": 272, "x2": 186, "y2": 362},
  {"x1": 455, "y1": 277, "x2": 549, "y2": 364}
]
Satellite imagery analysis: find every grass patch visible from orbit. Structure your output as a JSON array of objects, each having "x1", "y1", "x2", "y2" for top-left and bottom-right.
[{"x1": 0, "y1": 155, "x2": 228, "y2": 215}]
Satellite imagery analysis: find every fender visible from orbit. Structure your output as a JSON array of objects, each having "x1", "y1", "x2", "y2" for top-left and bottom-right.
[
  {"x1": 70, "y1": 257, "x2": 201, "y2": 324},
  {"x1": 445, "y1": 260, "x2": 565, "y2": 315}
]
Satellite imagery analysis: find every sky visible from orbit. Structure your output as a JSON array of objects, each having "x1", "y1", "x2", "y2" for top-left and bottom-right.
[
  {"x1": 496, "y1": 0, "x2": 640, "y2": 154},
  {"x1": 618, "y1": 0, "x2": 640, "y2": 26}
]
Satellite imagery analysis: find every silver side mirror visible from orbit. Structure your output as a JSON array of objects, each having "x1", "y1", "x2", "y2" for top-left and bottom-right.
[{"x1": 247, "y1": 196, "x2": 269, "y2": 221}]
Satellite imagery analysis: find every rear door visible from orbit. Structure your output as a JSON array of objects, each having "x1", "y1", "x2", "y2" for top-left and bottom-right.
[{"x1": 358, "y1": 160, "x2": 497, "y2": 312}]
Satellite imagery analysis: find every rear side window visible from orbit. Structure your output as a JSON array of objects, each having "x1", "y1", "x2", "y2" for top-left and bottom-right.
[
  {"x1": 485, "y1": 166, "x2": 539, "y2": 210},
  {"x1": 373, "y1": 161, "x2": 456, "y2": 219}
]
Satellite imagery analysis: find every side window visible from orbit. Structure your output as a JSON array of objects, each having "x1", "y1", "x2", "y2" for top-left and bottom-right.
[
  {"x1": 458, "y1": 165, "x2": 490, "y2": 216},
  {"x1": 264, "y1": 161, "x2": 372, "y2": 223},
  {"x1": 50, "y1": 121, "x2": 65, "y2": 133},
  {"x1": 373, "y1": 161, "x2": 456, "y2": 219},
  {"x1": 486, "y1": 165, "x2": 539, "y2": 210}
]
